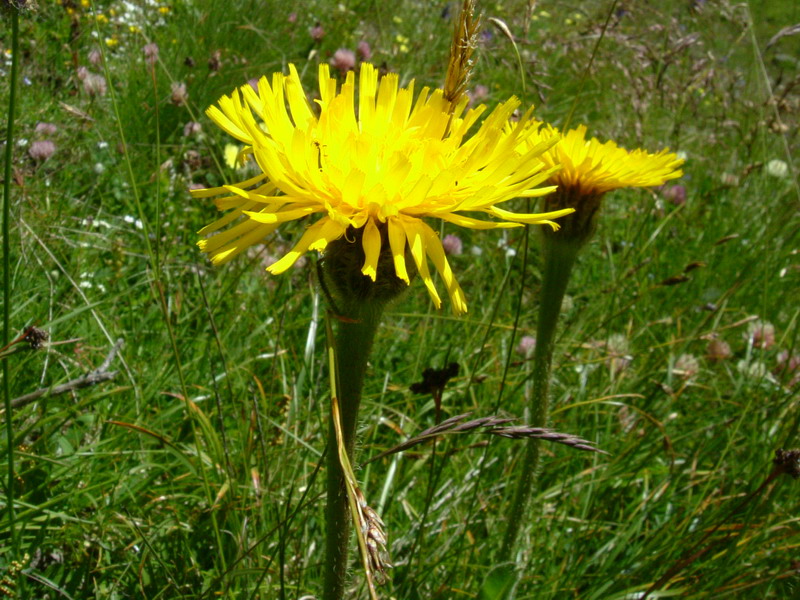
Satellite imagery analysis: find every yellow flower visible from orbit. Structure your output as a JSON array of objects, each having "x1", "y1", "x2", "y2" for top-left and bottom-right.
[
  {"x1": 193, "y1": 63, "x2": 572, "y2": 315},
  {"x1": 530, "y1": 123, "x2": 684, "y2": 196},
  {"x1": 519, "y1": 122, "x2": 684, "y2": 245}
]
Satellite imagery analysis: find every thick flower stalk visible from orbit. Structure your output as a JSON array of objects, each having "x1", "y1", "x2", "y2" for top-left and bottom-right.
[
  {"x1": 192, "y1": 62, "x2": 573, "y2": 315},
  {"x1": 194, "y1": 63, "x2": 573, "y2": 600},
  {"x1": 499, "y1": 123, "x2": 684, "y2": 563}
]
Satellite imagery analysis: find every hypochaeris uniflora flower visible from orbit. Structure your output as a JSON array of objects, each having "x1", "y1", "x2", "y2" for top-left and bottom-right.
[
  {"x1": 534, "y1": 123, "x2": 684, "y2": 195},
  {"x1": 500, "y1": 123, "x2": 684, "y2": 558},
  {"x1": 193, "y1": 63, "x2": 573, "y2": 314},
  {"x1": 519, "y1": 122, "x2": 684, "y2": 245}
]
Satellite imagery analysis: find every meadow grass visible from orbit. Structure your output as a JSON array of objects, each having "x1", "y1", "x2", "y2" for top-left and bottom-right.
[{"x1": 1, "y1": 0, "x2": 799, "y2": 598}]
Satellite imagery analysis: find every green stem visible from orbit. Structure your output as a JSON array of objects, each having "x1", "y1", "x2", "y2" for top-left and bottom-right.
[
  {"x1": 499, "y1": 234, "x2": 580, "y2": 562},
  {"x1": 2, "y1": 6, "x2": 21, "y2": 554},
  {"x1": 323, "y1": 303, "x2": 383, "y2": 600}
]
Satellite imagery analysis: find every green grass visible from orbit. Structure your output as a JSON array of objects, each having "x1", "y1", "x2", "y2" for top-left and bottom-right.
[{"x1": 1, "y1": 0, "x2": 799, "y2": 598}]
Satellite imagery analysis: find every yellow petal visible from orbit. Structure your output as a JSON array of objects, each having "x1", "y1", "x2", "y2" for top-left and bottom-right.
[
  {"x1": 190, "y1": 173, "x2": 269, "y2": 198},
  {"x1": 224, "y1": 144, "x2": 242, "y2": 169},
  {"x1": 436, "y1": 212, "x2": 523, "y2": 230},
  {"x1": 388, "y1": 218, "x2": 410, "y2": 284},
  {"x1": 489, "y1": 206, "x2": 575, "y2": 224},
  {"x1": 243, "y1": 206, "x2": 320, "y2": 224},
  {"x1": 203, "y1": 222, "x2": 279, "y2": 265},
  {"x1": 402, "y1": 218, "x2": 441, "y2": 308},
  {"x1": 267, "y1": 218, "x2": 345, "y2": 274},
  {"x1": 360, "y1": 218, "x2": 381, "y2": 281},
  {"x1": 197, "y1": 200, "x2": 259, "y2": 236},
  {"x1": 419, "y1": 221, "x2": 467, "y2": 315}
]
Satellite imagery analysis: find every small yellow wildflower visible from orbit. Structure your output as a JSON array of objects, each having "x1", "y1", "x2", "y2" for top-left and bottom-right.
[
  {"x1": 95, "y1": 13, "x2": 109, "y2": 24},
  {"x1": 194, "y1": 63, "x2": 572, "y2": 314},
  {"x1": 159, "y1": 6, "x2": 170, "y2": 14},
  {"x1": 105, "y1": 37, "x2": 119, "y2": 48},
  {"x1": 394, "y1": 35, "x2": 410, "y2": 53}
]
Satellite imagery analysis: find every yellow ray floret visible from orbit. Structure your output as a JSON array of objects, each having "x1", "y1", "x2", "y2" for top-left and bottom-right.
[
  {"x1": 520, "y1": 122, "x2": 685, "y2": 196},
  {"x1": 193, "y1": 63, "x2": 574, "y2": 315}
]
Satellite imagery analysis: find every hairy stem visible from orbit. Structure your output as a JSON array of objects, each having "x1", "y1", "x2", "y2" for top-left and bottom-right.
[
  {"x1": 499, "y1": 235, "x2": 580, "y2": 561},
  {"x1": 323, "y1": 303, "x2": 383, "y2": 600},
  {"x1": 2, "y1": 6, "x2": 21, "y2": 554}
]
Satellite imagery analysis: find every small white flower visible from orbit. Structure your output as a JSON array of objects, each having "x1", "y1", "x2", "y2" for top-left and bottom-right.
[
  {"x1": 123, "y1": 215, "x2": 144, "y2": 229},
  {"x1": 94, "y1": 162, "x2": 105, "y2": 174},
  {"x1": 766, "y1": 159, "x2": 789, "y2": 178}
]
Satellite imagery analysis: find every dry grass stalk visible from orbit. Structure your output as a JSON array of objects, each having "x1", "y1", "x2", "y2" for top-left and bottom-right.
[
  {"x1": 365, "y1": 413, "x2": 607, "y2": 464},
  {"x1": 354, "y1": 487, "x2": 392, "y2": 585},
  {"x1": 331, "y1": 395, "x2": 391, "y2": 597},
  {"x1": 442, "y1": 0, "x2": 480, "y2": 111}
]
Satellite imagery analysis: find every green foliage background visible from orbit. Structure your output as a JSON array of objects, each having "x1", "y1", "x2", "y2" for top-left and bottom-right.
[{"x1": 1, "y1": 0, "x2": 798, "y2": 598}]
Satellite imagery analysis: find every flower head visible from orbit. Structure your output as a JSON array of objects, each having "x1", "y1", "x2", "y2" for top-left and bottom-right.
[
  {"x1": 705, "y1": 337, "x2": 732, "y2": 362},
  {"x1": 441, "y1": 233, "x2": 463, "y2": 256},
  {"x1": 529, "y1": 124, "x2": 684, "y2": 196},
  {"x1": 171, "y1": 81, "x2": 189, "y2": 106},
  {"x1": 29, "y1": 140, "x2": 55, "y2": 162},
  {"x1": 80, "y1": 69, "x2": 107, "y2": 97},
  {"x1": 674, "y1": 353, "x2": 700, "y2": 380},
  {"x1": 357, "y1": 40, "x2": 372, "y2": 62},
  {"x1": 520, "y1": 123, "x2": 684, "y2": 245},
  {"x1": 35, "y1": 122, "x2": 58, "y2": 136},
  {"x1": 515, "y1": 335, "x2": 536, "y2": 358},
  {"x1": 193, "y1": 63, "x2": 572, "y2": 314},
  {"x1": 310, "y1": 23, "x2": 325, "y2": 42},
  {"x1": 766, "y1": 159, "x2": 788, "y2": 178},
  {"x1": 143, "y1": 42, "x2": 159, "y2": 66},
  {"x1": 662, "y1": 183, "x2": 687, "y2": 206},
  {"x1": 330, "y1": 48, "x2": 356, "y2": 74},
  {"x1": 183, "y1": 121, "x2": 203, "y2": 137},
  {"x1": 747, "y1": 320, "x2": 775, "y2": 350}
]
